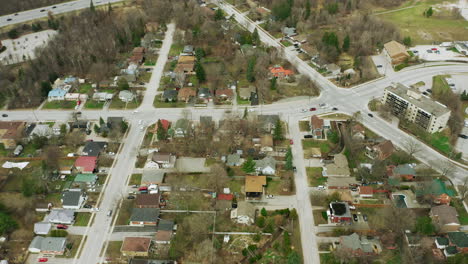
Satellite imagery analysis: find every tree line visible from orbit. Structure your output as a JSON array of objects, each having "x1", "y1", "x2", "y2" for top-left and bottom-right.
[{"x1": 0, "y1": 0, "x2": 68, "y2": 16}]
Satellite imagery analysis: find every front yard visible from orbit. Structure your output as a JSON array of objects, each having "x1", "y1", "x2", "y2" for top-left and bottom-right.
[
  {"x1": 74, "y1": 212, "x2": 91, "y2": 226},
  {"x1": 306, "y1": 167, "x2": 326, "y2": 187},
  {"x1": 42, "y1": 100, "x2": 76, "y2": 109},
  {"x1": 84, "y1": 100, "x2": 105, "y2": 109},
  {"x1": 109, "y1": 99, "x2": 140, "y2": 109}
]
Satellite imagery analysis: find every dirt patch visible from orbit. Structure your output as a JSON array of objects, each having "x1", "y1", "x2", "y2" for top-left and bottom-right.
[{"x1": 417, "y1": 30, "x2": 433, "y2": 41}]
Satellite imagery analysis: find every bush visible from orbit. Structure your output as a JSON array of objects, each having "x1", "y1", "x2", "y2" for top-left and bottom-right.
[
  {"x1": 261, "y1": 208, "x2": 267, "y2": 217},
  {"x1": 256, "y1": 216, "x2": 265, "y2": 228}
]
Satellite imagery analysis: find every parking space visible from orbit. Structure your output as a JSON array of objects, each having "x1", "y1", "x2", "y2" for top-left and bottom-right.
[
  {"x1": 0, "y1": 30, "x2": 57, "y2": 65},
  {"x1": 410, "y1": 45, "x2": 468, "y2": 62},
  {"x1": 455, "y1": 121, "x2": 468, "y2": 161},
  {"x1": 371, "y1": 53, "x2": 394, "y2": 76}
]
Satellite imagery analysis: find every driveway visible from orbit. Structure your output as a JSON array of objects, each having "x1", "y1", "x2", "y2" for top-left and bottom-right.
[
  {"x1": 371, "y1": 53, "x2": 394, "y2": 76},
  {"x1": 456, "y1": 122, "x2": 468, "y2": 161}
]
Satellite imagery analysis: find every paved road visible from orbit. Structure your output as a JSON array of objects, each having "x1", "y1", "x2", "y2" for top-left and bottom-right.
[{"x1": 0, "y1": 0, "x2": 124, "y2": 27}]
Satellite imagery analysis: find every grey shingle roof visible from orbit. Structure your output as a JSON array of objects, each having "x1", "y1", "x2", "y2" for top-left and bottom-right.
[
  {"x1": 62, "y1": 190, "x2": 83, "y2": 206},
  {"x1": 130, "y1": 208, "x2": 160, "y2": 222}
]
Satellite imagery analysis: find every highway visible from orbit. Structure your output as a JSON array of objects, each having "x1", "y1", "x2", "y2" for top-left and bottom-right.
[{"x1": 0, "y1": 0, "x2": 124, "y2": 27}]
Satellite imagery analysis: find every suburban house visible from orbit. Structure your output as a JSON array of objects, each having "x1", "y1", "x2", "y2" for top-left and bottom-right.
[
  {"x1": 155, "y1": 230, "x2": 173, "y2": 244},
  {"x1": 0, "y1": 122, "x2": 25, "y2": 149},
  {"x1": 130, "y1": 208, "x2": 160, "y2": 226},
  {"x1": 92, "y1": 92, "x2": 114, "y2": 102},
  {"x1": 310, "y1": 115, "x2": 330, "y2": 139},
  {"x1": 231, "y1": 201, "x2": 256, "y2": 225},
  {"x1": 382, "y1": 83, "x2": 451, "y2": 133},
  {"x1": 47, "y1": 88, "x2": 67, "y2": 101},
  {"x1": 104, "y1": 117, "x2": 124, "y2": 132},
  {"x1": 74, "y1": 156, "x2": 97, "y2": 173},
  {"x1": 359, "y1": 186, "x2": 373, "y2": 198},
  {"x1": 260, "y1": 135, "x2": 274, "y2": 153},
  {"x1": 44, "y1": 209, "x2": 75, "y2": 225},
  {"x1": 245, "y1": 176, "x2": 267, "y2": 199},
  {"x1": 151, "y1": 152, "x2": 176, "y2": 169},
  {"x1": 61, "y1": 189, "x2": 87, "y2": 210},
  {"x1": 323, "y1": 154, "x2": 350, "y2": 177},
  {"x1": 337, "y1": 233, "x2": 382, "y2": 256},
  {"x1": 118, "y1": 90, "x2": 135, "y2": 102},
  {"x1": 383, "y1": 40, "x2": 410, "y2": 65},
  {"x1": 254, "y1": 156, "x2": 276, "y2": 175},
  {"x1": 155, "y1": 119, "x2": 170, "y2": 132},
  {"x1": 173, "y1": 119, "x2": 190, "y2": 138},
  {"x1": 29, "y1": 237, "x2": 67, "y2": 255},
  {"x1": 141, "y1": 170, "x2": 165, "y2": 185},
  {"x1": 135, "y1": 194, "x2": 161, "y2": 208},
  {"x1": 52, "y1": 122, "x2": 69, "y2": 136},
  {"x1": 269, "y1": 66, "x2": 293, "y2": 79},
  {"x1": 182, "y1": 45, "x2": 194, "y2": 56},
  {"x1": 239, "y1": 86, "x2": 256, "y2": 100},
  {"x1": 215, "y1": 88, "x2": 234, "y2": 101},
  {"x1": 282, "y1": 27, "x2": 297, "y2": 37},
  {"x1": 162, "y1": 89, "x2": 178, "y2": 102},
  {"x1": 429, "y1": 179, "x2": 455, "y2": 205},
  {"x1": 34, "y1": 222, "x2": 52, "y2": 235},
  {"x1": 197, "y1": 87, "x2": 212, "y2": 102},
  {"x1": 258, "y1": 115, "x2": 279, "y2": 133},
  {"x1": 175, "y1": 55, "x2": 196, "y2": 74},
  {"x1": 366, "y1": 140, "x2": 395, "y2": 160},
  {"x1": 177, "y1": 87, "x2": 196, "y2": 102},
  {"x1": 444, "y1": 232, "x2": 468, "y2": 256},
  {"x1": 82, "y1": 141, "x2": 107, "y2": 156},
  {"x1": 391, "y1": 164, "x2": 416, "y2": 181},
  {"x1": 226, "y1": 153, "x2": 242, "y2": 167},
  {"x1": 327, "y1": 202, "x2": 352, "y2": 223},
  {"x1": 73, "y1": 174, "x2": 98, "y2": 187},
  {"x1": 28, "y1": 124, "x2": 53, "y2": 139},
  {"x1": 351, "y1": 124, "x2": 366, "y2": 140},
  {"x1": 430, "y1": 205, "x2": 460, "y2": 233},
  {"x1": 129, "y1": 47, "x2": 146, "y2": 64},
  {"x1": 121, "y1": 237, "x2": 152, "y2": 257}
]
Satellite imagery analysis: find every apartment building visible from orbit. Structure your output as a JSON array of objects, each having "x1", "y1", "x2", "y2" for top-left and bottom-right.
[{"x1": 382, "y1": 83, "x2": 451, "y2": 133}]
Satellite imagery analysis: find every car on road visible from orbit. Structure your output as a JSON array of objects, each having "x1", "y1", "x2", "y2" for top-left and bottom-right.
[
  {"x1": 426, "y1": 89, "x2": 432, "y2": 93},
  {"x1": 301, "y1": 109, "x2": 307, "y2": 113},
  {"x1": 266, "y1": 194, "x2": 274, "y2": 199},
  {"x1": 319, "y1": 103, "x2": 327, "y2": 108},
  {"x1": 107, "y1": 210, "x2": 113, "y2": 217},
  {"x1": 293, "y1": 166, "x2": 297, "y2": 172},
  {"x1": 132, "y1": 184, "x2": 139, "y2": 188},
  {"x1": 431, "y1": 48, "x2": 438, "y2": 51},
  {"x1": 353, "y1": 214, "x2": 358, "y2": 222},
  {"x1": 427, "y1": 49, "x2": 432, "y2": 53},
  {"x1": 84, "y1": 204, "x2": 92, "y2": 209},
  {"x1": 127, "y1": 195, "x2": 135, "y2": 199},
  {"x1": 56, "y1": 224, "x2": 68, "y2": 229},
  {"x1": 2, "y1": 114, "x2": 8, "y2": 117},
  {"x1": 422, "y1": 92, "x2": 428, "y2": 96},
  {"x1": 363, "y1": 214, "x2": 368, "y2": 222},
  {"x1": 412, "y1": 50, "x2": 419, "y2": 54},
  {"x1": 332, "y1": 107, "x2": 338, "y2": 111},
  {"x1": 7, "y1": 18, "x2": 12, "y2": 21},
  {"x1": 368, "y1": 113, "x2": 374, "y2": 118},
  {"x1": 38, "y1": 258, "x2": 48, "y2": 262},
  {"x1": 459, "y1": 134, "x2": 468, "y2": 139},
  {"x1": 40, "y1": 9, "x2": 46, "y2": 12},
  {"x1": 376, "y1": 65, "x2": 383, "y2": 68},
  {"x1": 52, "y1": 6, "x2": 57, "y2": 8},
  {"x1": 310, "y1": 107, "x2": 316, "y2": 111},
  {"x1": 139, "y1": 82, "x2": 145, "y2": 85},
  {"x1": 289, "y1": 139, "x2": 293, "y2": 145},
  {"x1": 304, "y1": 135, "x2": 313, "y2": 139},
  {"x1": 317, "y1": 185, "x2": 326, "y2": 190},
  {"x1": 14, "y1": 13, "x2": 18, "y2": 16}
]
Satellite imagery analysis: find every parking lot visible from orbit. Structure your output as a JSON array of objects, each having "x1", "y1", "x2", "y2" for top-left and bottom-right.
[
  {"x1": 0, "y1": 29, "x2": 57, "y2": 65},
  {"x1": 410, "y1": 45, "x2": 468, "y2": 62},
  {"x1": 456, "y1": 120, "x2": 468, "y2": 161}
]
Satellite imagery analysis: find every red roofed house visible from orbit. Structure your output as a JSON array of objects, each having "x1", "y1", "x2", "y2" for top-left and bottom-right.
[
  {"x1": 218, "y1": 194, "x2": 234, "y2": 201},
  {"x1": 129, "y1": 47, "x2": 146, "y2": 64},
  {"x1": 153, "y1": 119, "x2": 170, "y2": 132},
  {"x1": 359, "y1": 186, "x2": 373, "y2": 198},
  {"x1": 310, "y1": 115, "x2": 324, "y2": 139},
  {"x1": 74, "y1": 156, "x2": 97, "y2": 174},
  {"x1": 215, "y1": 88, "x2": 234, "y2": 101},
  {"x1": 269, "y1": 66, "x2": 294, "y2": 80}
]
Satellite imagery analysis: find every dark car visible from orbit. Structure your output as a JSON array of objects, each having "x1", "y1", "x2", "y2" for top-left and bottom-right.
[
  {"x1": 310, "y1": 107, "x2": 317, "y2": 111},
  {"x1": 304, "y1": 135, "x2": 313, "y2": 139},
  {"x1": 293, "y1": 167, "x2": 297, "y2": 172},
  {"x1": 363, "y1": 214, "x2": 368, "y2": 222},
  {"x1": 139, "y1": 82, "x2": 145, "y2": 85},
  {"x1": 40, "y1": 9, "x2": 46, "y2": 12},
  {"x1": 52, "y1": 6, "x2": 57, "y2": 8},
  {"x1": 127, "y1": 195, "x2": 136, "y2": 199},
  {"x1": 2, "y1": 114, "x2": 7, "y2": 117},
  {"x1": 426, "y1": 89, "x2": 432, "y2": 93},
  {"x1": 353, "y1": 214, "x2": 358, "y2": 222},
  {"x1": 332, "y1": 107, "x2": 338, "y2": 111},
  {"x1": 368, "y1": 113, "x2": 374, "y2": 118},
  {"x1": 7, "y1": 18, "x2": 12, "y2": 21},
  {"x1": 459, "y1": 134, "x2": 468, "y2": 139},
  {"x1": 422, "y1": 92, "x2": 428, "y2": 96},
  {"x1": 376, "y1": 65, "x2": 383, "y2": 68},
  {"x1": 83, "y1": 204, "x2": 92, "y2": 209},
  {"x1": 14, "y1": 13, "x2": 18, "y2": 16}
]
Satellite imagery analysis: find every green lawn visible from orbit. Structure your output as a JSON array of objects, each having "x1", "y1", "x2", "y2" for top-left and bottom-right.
[
  {"x1": 169, "y1": 43, "x2": 184, "y2": 56},
  {"x1": 109, "y1": 99, "x2": 140, "y2": 109},
  {"x1": 378, "y1": 0, "x2": 468, "y2": 44},
  {"x1": 451, "y1": 199, "x2": 468, "y2": 225},
  {"x1": 432, "y1": 75, "x2": 451, "y2": 97},
  {"x1": 105, "y1": 241, "x2": 123, "y2": 260},
  {"x1": 139, "y1": 72, "x2": 152, "y2": 83},
  {"x1": 78, "y1": 83, "x2": 93, "y2": 93},
  {"x1": 299, "y1": 121, "x2": 310, "y2": 132},
  {"x1": 0, "y1": 144, "x2": 9, "y2": 157},
  {"x1": 429, "y1": 132, "x2": 451, "y2": 154},
  {"x1": 302, "y1": 139, "x2": 332, "y2": 153},
  {"x1": 306, "y1": 167, "x2": 326, "y2": 187},
  {"x1": 265, "y1": 179, "x2": 282, "y2": 195},
  {"x1": 74, "y1": 213, "x2": 91, "y2": 226},
  {"x1": 84, "y1": 100, "x2": 105, "y2": 109},
  {"x1": 280, "y1": 40, "x2": 292, "y2": 47},
  {"x1": 129, "y1": 174, "x2": 142, "y2": 186},
  {"x1": 153, "y1": 99, "x2": 186, "y2": 108},
  {"x1": 42, "y1": 100, "x2": 76, "y2": 109}
]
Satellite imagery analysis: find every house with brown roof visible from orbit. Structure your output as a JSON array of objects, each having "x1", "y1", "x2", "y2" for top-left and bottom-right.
[
  {"x1": 135, "y1": 194, "x2": 160, "y2": 208},
  {"x1": 177, "y1": 87, "x2": 196, "y2": 102},
  {"x1": 430, "y1": 205, "x2": 460, "y2": 233},
  {"x1": 351, "y1": 124, "x2": 366, "y2": 140},
  {"x1": 0, "y1": 122, "x2": 25, "y2": 149},
  {"x1": 245, "y1": 176, "x2": 266, "y2": 199},
  {"x1": 121, "y1": 237, "x2": 152, "y2": 257},
  {"x1": 260, "y1": 135, "x2": 273, "y2": 152},
  {"x1": 366, "y1": 140, "x2": 395, "y2": 160},
  {"x1": 145, "y1": 22, "x2": 159, "y2": 33},
  {"x1": 129, "y1": 47, "x2": 146, "y2": 65},
  {"x1": 310, "y1": 115, "x2": 325, "y2": 139},
  {"x1": 155, "y1": 230, "x2": 173, "y2": 244},
  {"x1": 151, "y1": 152, "x2": 176, "y2": 169},
  {"x1": 175, "y1": 56, "x2": 195, "y2": 74},
  {"x1": 383, "y1": 40, "x2": 410, "y2": 65},
  {"x1": 215, "y1": 88, "x2": 234, "y2": 101},
  {"x1": 359, "y1": 186, "x2": 373, "y2": 198}
]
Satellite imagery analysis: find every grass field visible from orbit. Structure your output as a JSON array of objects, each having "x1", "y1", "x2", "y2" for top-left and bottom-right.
[
  {"x1": 74, "y1": 213, "x2": 91, "y2": 226},
  {"x1": 129, "y1": 174, "x2": 142, "y2": 186},
  {"x1": 42, "y1": 100, "x2": 76, "y2": 109},
  {"x1": 299, "y1": 121, "x2": 310, "y2": 132},
  {"x1": 109, "y1": 99, "x2": 140, "y2": 109},
  {"x1": 306, "y1": 167, "x2": 326, "y2": 187},
  {"x1": 78, "y1": 83, "x2": 93, "y2": 93},
  {"x1": 105, "y1": 241, "x2": 123, "y2": 260},
  {"x1": 378, "y1": 0, "x2": 468, "y2": 44},
  {"x1": 302, "y1": 139, "x2": 333, "y2": 153},
  {"x1": 153, "y1": 99, "x2": 186, "y2": 108},
  {"x1": 84, "y1": 100, "x2": 104, "y2": 109}
]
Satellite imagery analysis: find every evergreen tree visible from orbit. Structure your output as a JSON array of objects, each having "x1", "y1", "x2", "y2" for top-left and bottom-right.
[
  {"x1": 195, "y1": 47, "x2": 205, "y2": 61},
  {"x1": 304, "y1": 0, "x2": 311, "y2": 20},
  {"x1": 403, "y1": 36, "x2": 412, "y2": 47},
  {"x1": 426, "y1": 7, "x2": 433, "y2": 17},
  {"x1": 461, "y1": 90, "x2": 468, "y2": 100},
  {"x1": 156, "y1": 119, "x2": 167, "y2": 141},
  {"x1": 99, "y1": 117, "x2": 105, "y2": 125},
  {"x1": 273, "y1": 119, "x2": 283, "y2": 140},
  {"x1": 270, "y1": 77, "x2": 277, "y2": 90},
  {"x1": 214, "y1": 8, "x2": 224, "y2": 20},
  {"x1": 90, "y1": 0, "x2": 95, "y2": 12},
  {"x1": 195, "y1": 61, "x2": 206, "y2": 82},
  {"x1": 252, "y1": 28, "x2": 260, "y2": 46},
  {"x1": 342, "y1": 35, "x2": 350, "y2": 52},
  {"x1": 261, "y1": 207, "x2": 267, "y2": 217},
  {"x1": 285, "y1": 148, "x2": 293, "y2": 170},
  {"x1": 242, "y1": 157, "x2": 256, "y2": 174},
  {"x1": 108, "y1": 2, "x2": 112, "y2": 13},
  {"x1": 246, "y1": 57, "x2": 256, "y2": 82}
]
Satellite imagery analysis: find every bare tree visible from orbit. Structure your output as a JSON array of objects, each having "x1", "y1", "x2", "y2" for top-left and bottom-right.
[
  {"x1": 404, "y1": 138, "x2": 422, "y2": 158},
  {"x1": 207, "y1": 164, "x2": 230, "y2": 192},
  {"x1": 43, "y1": 145, "x2": 61, "y2": 172},
  {"x1": 65, "y1": 130, "x2": 85, "y2": 148},
  {"x1": 458, "y1": 177, "x2": 468, "y2": 201}
]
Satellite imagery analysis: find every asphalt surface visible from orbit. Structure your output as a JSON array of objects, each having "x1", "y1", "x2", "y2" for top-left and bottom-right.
[{"x1": 0, "y1": 0, "x2": 124, "y2": 27}]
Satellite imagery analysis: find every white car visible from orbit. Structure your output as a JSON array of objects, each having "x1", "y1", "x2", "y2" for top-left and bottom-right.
[
  {"x1": 301, "y1": 109, "x2": 307, "y2": 113},
  {"x1": 247, "y1": 108, "x2": 255, "y2": 112},
  {"x1": 67, "y1": 153, "x2": 76, "y2": 157},
  {"x1": 317, "y1": 185, "x2": 326, "y2": 190}
]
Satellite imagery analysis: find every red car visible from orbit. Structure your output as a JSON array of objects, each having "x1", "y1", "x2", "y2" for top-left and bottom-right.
[
  {"x1": 138, "y1": 186, "x2": 148, "y2": 191},
  {"x1": 431, "y1": 48, "x2": 438, "y2": 51},
  {"x1": 38, "y1": 258, "x2": 48, "y2": 262},
  {"x1": 309, "y1": 107, "x2": 317, "y2": 111},
  {"x1": 289, "y1": 139, "x2": 294, "y2": 145},
  {"x1": 56, "y1": 224, "x2": 68, "y2": 229}
]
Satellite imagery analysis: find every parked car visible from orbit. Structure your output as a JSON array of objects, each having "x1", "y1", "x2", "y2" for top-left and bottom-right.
[
  {"x1": 38, "y1": 258, "x2": 48, "y2": 262},
  {"x1": 293, "y1": 166, "x2": 297, "y2": 172},
  {"x1": 56, "y1": 224, "x2": 68, "y2": 230},
  {"x1": 107, "y1": 210, "x2": 113, "y2": 217},
  {"x1": 127, "y1": 196, "x2": 135, "y2": 199},
  {"x1": 317, "y1": 185, "x2": 326, "y2": 190},
  {"x1": 376, "y1": 65, "x2": 383, "y2": 68},
  {"x1": 301, "y1": 109, "x2": 307, "y2": 113},
  {"x1": 83, "y1": 204, "x2": 92, "y2": 209},
  {"x1": 40, "y1": 9, "x2": 46, "y2": 12},
  {"x1": 1, "y1": 114, "x2": 7, "y2": 117},
  {"x1": 459, "y1": 134, "x2": 468, "y2": 139},
  {"x1": 289, "y1": 139, "x2": 294, "y2": 145},
  {"x1": 266, "y1": 194, "x2": 274, "y2": 199},
  {"x1": 304, "y1": 135, "x2": 313, "y2": 139},
  {"x1": 132, "y1": 185, "x2": 139, "y2": 188},
  {"x1": 332, "y1": 107, "x2": 338, "y2": 111},
  {"x1": 431, "y1": 48, "x2": 438, "y2": 51},
  {"x1": 13, "y1": 145, "x2": 23, "y2": 156},
  {"x1": 6, "y1": 18, "x2": 12, "y2": 21},
  {"x1": 368, "y1": 113, "x2": 374, "y2": 118},
  {"x1": 353, "y1": 214, "x2": 358, "y2": 222},
  {"x1": 426, "y1": 89, "x2": 432, "y2": 93},
  {"x1": 310, "y1": 107, "x2": 317, "y2": 111},
  {"x1": 427, "y1": 49, "x2": 433, "y2": 53},
  {"x1": 363, "y1": 214, "x2": 368, "y2": 222},
  {"x1": 138, "y1": 186, "x2": 148, "y2": 191}
]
